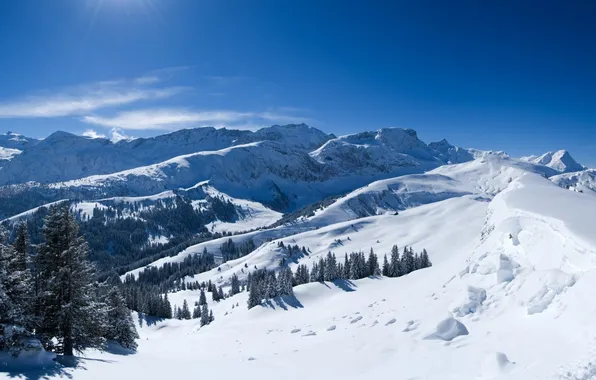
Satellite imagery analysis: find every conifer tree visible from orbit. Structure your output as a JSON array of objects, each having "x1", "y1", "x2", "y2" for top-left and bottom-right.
[
  {"x1": 367, "y1": 248, "x2": 379, "y2": 276},
  {"x1": 230, "y1": 273, "x2": 240, "y2": 295},
  {"x1": 200, "y1": 304, "x2": 210, "y2": 326},
  {"x1": 389, "y1": 245, "x2": 401, "y2": 277},
  {"x1": 35, "y1": 206, "x2": 107, "y2": 356},
  {"x1": 199, "y1": 288, "x2": 207, "y2": 306},
  {"x1": 382, "y1": 254, "x2": 389, "y2": 277},
  {"x1": 181, "y1": 300, "x2": 191, "y2": 320},
  {"x1": 103, "y1": 286, "x2": 139, "y2": 350},
  {"x1": 247, "y1": 281, "x2": 261, "y2": 309}
]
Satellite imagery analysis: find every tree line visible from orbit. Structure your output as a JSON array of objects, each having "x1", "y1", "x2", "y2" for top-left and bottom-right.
[{"x1": 247, "y1": 245, "x2": 431, "y2": 309}]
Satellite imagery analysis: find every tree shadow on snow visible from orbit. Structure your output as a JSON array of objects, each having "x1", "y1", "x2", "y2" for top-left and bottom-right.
[
  {"x1": 263, "y1": 295, "x2": 304, "y2": 311},
  {"x1": 137, "y1": 313, "x2": 165, "y2": 327},
  {"x1": 2, "y1": 364, "x2": 72, "y2": 380},
  {"x1": 104, "y1": 341, "x2": 136, "y2": 356},
  {"x1": 331, "y1": 279, "x2": 357, "y2": 292}
]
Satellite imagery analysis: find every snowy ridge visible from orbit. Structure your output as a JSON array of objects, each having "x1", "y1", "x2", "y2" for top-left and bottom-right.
[
  {"x1": 0, "y1": 124, "x2": 332, "y2": 185},
  {"x1": 550, "y1": 169, "x2": 596, "y2": 196}
]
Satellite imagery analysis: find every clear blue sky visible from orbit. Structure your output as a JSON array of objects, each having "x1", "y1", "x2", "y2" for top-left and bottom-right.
[{"x1": 0, "y1": 0, "x2": 594, "y2": 166}]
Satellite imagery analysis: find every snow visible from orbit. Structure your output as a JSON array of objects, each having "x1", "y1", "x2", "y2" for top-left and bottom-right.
[
  {"x1": 424, "y1": 316, "x2": 469, "y2": 341},
  {"x1": 521, "y1": 150, "x2": 584, "y2": 173},
  {"x1": 3, "y1": 129, "x2": 596, "y2": 379},
  {"x1": 0, "y1": 147, "x2": 21, "y2": 161}
]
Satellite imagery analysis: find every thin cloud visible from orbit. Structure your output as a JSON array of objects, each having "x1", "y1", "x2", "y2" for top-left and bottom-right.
[
  {"x1": 81, "y1": 108, "x2": 313, "y2": 131},
  {"x1": 81, "y1": 129, "x2": 107, "y2": 139},
  {"x1": 0, "y1": 74, "x2": 186, "y2": 118}
]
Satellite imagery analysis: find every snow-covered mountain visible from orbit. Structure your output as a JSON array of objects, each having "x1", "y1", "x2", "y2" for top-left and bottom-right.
[
  {"x1": 1, "y1": 124, "x2": 595, "y2": 379},
  {"x1": 0, "y1": 131, "x2": 39, "y2": 150},
  {"x1": 0, "y1": 126, "x2": 479, "y2": 216},
  {"x1": 0, "y1": 124, "x2": 332, "y2": 185},
  {"x1": 98, "y1": 171, "x2": 596, "y2": 380},
  {"x1": 520, "y1": 149, "x2": 584, "y2": 173},
  {"x1": 551, "y1": 169, "x2": 596, "y2": 195}
]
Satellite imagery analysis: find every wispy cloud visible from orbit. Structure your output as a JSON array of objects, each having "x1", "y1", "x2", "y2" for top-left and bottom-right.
[
  {"x1": 81, "y1": 108, "x2": 313, "y2": 131},
  {"x1": 0, "y1": 74, "x2": 186, "y2": 118},
  {"x1": 81, "y1": 129, "x2": 107, "y2": 139}
]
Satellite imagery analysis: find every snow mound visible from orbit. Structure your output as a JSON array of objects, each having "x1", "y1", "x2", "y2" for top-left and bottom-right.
[
  {"x1": 453, "y1": 286, "x2": 486, "y2": 316},
  {"x1": 424, "y1": 316, "x2": 469, "y2": 341},
  {"x1": 478, "y1": 352, "x2": 515, "y2": 379}
]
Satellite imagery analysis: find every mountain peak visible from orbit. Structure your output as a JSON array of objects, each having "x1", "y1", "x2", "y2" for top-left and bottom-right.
[{"x1": 522, "y1": 149, "x2": 584, "y2": 173}]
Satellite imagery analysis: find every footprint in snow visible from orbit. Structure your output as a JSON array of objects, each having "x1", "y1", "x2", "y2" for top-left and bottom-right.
[
  {"x1": 302, "y1": 331, "x2": 317, "y2": 337},
  {"x1": 327, "y1": 325, "x2": 336, "y2": 331},
  {"x1": 371, "y1": 320, "x2": 378, "y2": 327},
  {"x1": 248, "y1": 357, "x2": 256, "y2": 361},
  {"x1": 385, "y1": 318, "x2": 396, "y2": 326},
  {"x1": 350, "y1": 316, "x2": 363, "y2": 324},
  {"x1": 291, "y1": 328, "x2": 301, "y2": 334}
]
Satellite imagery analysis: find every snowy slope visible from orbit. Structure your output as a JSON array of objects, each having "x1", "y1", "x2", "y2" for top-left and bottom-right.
[
  {"x1": 0, "y1": 147, "x2": 20, "y2": 161},
  {"x1": 520, "y1": 150, "x2": 584, "y2": 173},
  {"x1": 0, "y1": 131, "x2": 39, "y2": 150},
  {"x1": 550, "y1": 169, "x2": 596, "y2": 196},
  {"x1": 18, "y1": 172, "x2": 596, "y2": 380}
]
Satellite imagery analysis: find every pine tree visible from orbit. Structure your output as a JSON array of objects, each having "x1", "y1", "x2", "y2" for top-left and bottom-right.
[
  {"x1": 218, "y1": 286, "x2": 225, "y2": 301},
  {"x1": 420, "y1": 249, "x2": 432, "y2": 268},
  {"x1": 367, "y1": 248, "x2": 379, "y2": 277},
  {"x1": 163, "y1": 293, "x2": 173, "y2": 319},
  {"x1": 103, "y1": 286, "x2": 139, "y2": 350},
  {"x1": 199, "y1": 288, "x2": 207, "y2": 306},
  {"x1": 401, "y1": 246, "x2": 416, "y2": 275},
  {"x1": 247, "y1": 281, "x2": 261, "y2": 309},
  {"x1": 382, "y1": 254, "x2": 389, "y2": 276},
  {"x1": 200, "y1": 304, "x2": 210, "y2": 327},
  {"x1": 35, "y1": 206, "x2": 107, "y2": 356},
  {"x1": 192, "y1": 305, "x2": 200, "y2": 319},
  {"x1": 0, "y1": 243, "x2": 33, "y2": 328},
  {"x1": 209, "y1": 310, "x2": 214, "y2": 323},
  {"x1": 181, "y1": 300, "x2": 191, "y2": 320},
  {"x1": 324, "y1": 252, "x2": 337, "y2": 281},
  {"x1": 389, "y1": 245, "x2": 401, "y2": 277},
  {"x1": 230, "y1": 273, "x2": 240, "y2": 295}
]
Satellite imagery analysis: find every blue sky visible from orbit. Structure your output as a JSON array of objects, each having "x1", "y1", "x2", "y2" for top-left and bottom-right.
[{"x1": 0, "y1": 0, "x2": 594, "y2": 166}]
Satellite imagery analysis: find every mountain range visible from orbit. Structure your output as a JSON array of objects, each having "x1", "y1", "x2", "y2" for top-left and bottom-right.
[{"x1": 1, "y1": 124, "x2": 595, "y2": 379}]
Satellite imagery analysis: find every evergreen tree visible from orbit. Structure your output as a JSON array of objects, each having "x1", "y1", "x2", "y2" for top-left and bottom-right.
[
  {"x1": 419, "y1": 249, "x2": 432, "y2": 268},
  {"x1": 35, "y1": 206, "x2": 107, "y2": 356},
  {"x1": 192, "y1": 305, "x2": 200, "y2": 319},
  {"x1": 389, "y1": 245, "x2": 401, "y2": 277},
  {"x1": 103, "y1": 286, "x2": 139, "y2": 350},
  {"x1": 367, "y1": 248, "x2": 379, "y2": 276},
  {"x1": 401, "y1": 246, "x2": 416, "y2": 275},
  {"x1": 230, "y1": 273, "x2": 240, "y2": 295},
  {"x1": 200, "y1": 304, "x2": 210, "y2": 327},
  {"x1": 382, "y1": 254, "x2": 389, "y2": 277},
  {"x1": 180, "y1": 300, "x2": 191, "y2": 320},
  {"x1": 247, "y1": 281, "x2": 261, "y2": 309},
  {"x1": 163, "y1": 293, "x2": 173, "y2": 319},
  {"x1": 324, "y1": 252, "x2": 337, "y2": 281},
  {"x1": 199, "y1": 288, "x2": 207, "y2": 306},
  {"x1": 217, "y1": 286, "x2": 225, "y2": 301}
]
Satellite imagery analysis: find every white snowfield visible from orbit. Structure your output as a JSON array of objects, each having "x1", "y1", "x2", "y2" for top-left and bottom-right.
[
  {"x1": 2, "y1": 126, "x2": 595, "y2": 379},
  {"x1": 9, "y1": 171, "x2": 596, "y2": 379}
]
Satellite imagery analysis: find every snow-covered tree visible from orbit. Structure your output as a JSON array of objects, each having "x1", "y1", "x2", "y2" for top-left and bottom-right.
[
  {"x1": 35, "y1": 206, "x2": 107, "y2": 356},
  {"x1": 199, "y1": 288, "x2": 207, "y2": 306},
  {"x1": 103, "y1": 286, "x2": 139, "y2": 350},
  {"x1": 230, "y1": 273, "x2": 240, "y2": 295},
  {"x1": 389, "y1": 245, "x2": 401, "y2": 277},
  {"x1": 180, "y1": 300, "x2": 191, "y2": 320}
]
